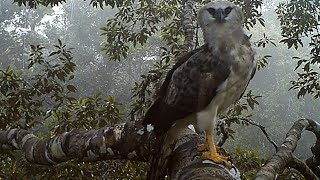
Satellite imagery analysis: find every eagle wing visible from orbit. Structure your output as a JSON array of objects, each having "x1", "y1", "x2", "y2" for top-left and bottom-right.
[
  {"x1": 143, "y1": 44, "x2": 232, "y2": 134},
  {"x1": 143, "y1": 36, "x2": 254, "y2": 135}
]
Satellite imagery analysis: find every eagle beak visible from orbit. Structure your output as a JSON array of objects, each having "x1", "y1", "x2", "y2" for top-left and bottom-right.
[{"x1": 215, "y1": 8, "x2": 225, "y2": 23}]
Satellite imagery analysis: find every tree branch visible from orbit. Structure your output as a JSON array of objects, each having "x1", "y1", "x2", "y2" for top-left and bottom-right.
[
  {"x1": 290, "y1": 156, "x2": 318, "y2": 180},
  {"x1": 254, "y1": 118, "x2": 320, "y2": 180},
  {"x1": 2, "y1": 118, "x2": 319, "y2": 179},
  {"x1": 0, "y1": 120, "x2": 239, "y2": 179},
  {"x1": 217, "y1": 116, "x2": 278, "y2": 149},
  {"x1": 305, "y1": 118, "x2": 320, "y2": 177},
  {"x1": 0, "y1": 121, "x2": 153, "y2": 164},
  {"x1": 181, "y1": 0, "x2": 196, "y2": 53},
  {"x1": 168, "y1": 129, "x2": 240, "y2": 179}
]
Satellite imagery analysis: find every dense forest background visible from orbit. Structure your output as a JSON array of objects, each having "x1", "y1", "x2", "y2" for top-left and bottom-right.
[{"x1": 0, "y1": 0, "x2": 319, "y2": 179}]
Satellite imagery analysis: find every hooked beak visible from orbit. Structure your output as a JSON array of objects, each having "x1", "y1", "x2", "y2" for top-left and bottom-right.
[{"x1": 215, "y1": 8, "x2": 225, "y2": 23}]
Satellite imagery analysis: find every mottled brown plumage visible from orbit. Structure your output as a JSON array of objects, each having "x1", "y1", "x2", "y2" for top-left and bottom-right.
[
  {"x1": 143, "y1": 1, "x2": 256, "y2": 178},
  {"x1": 143, "y1": 36, "x2": 254, "y2": 135},
  {"x1": 144, "y1": 44, "x2": 229, "y2": 134}
]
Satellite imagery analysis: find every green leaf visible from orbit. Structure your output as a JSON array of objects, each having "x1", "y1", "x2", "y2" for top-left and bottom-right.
[
  {"x1": 58, "y1": 39, "x2": 62, "y2": 46},
  {"x1": 67, "y1": 85, "x2": 77, "y2": 93}
]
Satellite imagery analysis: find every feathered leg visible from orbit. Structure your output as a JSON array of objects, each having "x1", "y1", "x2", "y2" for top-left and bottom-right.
[{"x1": 198, "y1": 130, "x2": 232, "y2": 169}]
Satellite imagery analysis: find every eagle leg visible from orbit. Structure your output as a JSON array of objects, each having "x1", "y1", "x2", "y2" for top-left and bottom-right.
[{"x1": 198, "y1": 131, "x2": 232, "y2": 169}]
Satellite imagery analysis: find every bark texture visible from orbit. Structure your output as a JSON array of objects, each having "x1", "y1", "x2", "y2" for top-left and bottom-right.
[
  {"x1": 0, "y1": 120, "x2": 239, "y2": 179},
  {"x1": 1, "y1": 118, "x2": 320, "y2": 179},
  {"x1": 0, "y1": 121, "x2": 153, "y2": 164},
  {"x1": 181, "y1": 0, "x2": 196, "y2": 53},
  {"x1": 254, "y1": 118, "x2": 320, "y2": 180}
]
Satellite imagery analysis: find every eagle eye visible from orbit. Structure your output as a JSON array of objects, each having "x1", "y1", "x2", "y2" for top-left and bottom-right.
[
  {"x1": 224, "y1": 7, "x2": 233, "y2": 15},
  {"x1": 207, "y1": 8, "x2": 216, "y2": 16}
]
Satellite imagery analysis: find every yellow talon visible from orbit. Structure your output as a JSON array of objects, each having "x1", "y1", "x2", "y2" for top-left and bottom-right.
[
  {"x1": 197, "y1": 143, "x2": 208, "y2": 152},
  {"x1": 198, "y1": 131, "x2": 232, "y2": 169}
]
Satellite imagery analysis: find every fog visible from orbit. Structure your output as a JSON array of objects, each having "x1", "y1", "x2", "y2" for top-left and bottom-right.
[{"x1": 0, "y1": 0, "x2": 317, "y2": 160}]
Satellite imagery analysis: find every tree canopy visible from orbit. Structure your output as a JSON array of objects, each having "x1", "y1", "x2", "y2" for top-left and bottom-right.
[{"x1": 0, "y1": 0, "x2": 320, "y2": 179}]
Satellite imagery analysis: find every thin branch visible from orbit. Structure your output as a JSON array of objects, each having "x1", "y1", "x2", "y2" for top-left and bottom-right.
[
  {"x1": 238, "y1": 117, "x2": 278, "y2": 149},
  {"x1": 217, "y1": 116, "x2": 278, "y2": 149}
]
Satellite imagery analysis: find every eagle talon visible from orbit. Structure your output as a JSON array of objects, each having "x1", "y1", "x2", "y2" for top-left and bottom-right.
[
  {"x1": 197, "y1": 144, "x2": 209, "y2": 152},
  {"x1": 201, "y1": 152, "x2": 232, "y2": 169},
  {"x1": 199, "y1": 132, "x2": 232, "y2": 169}
]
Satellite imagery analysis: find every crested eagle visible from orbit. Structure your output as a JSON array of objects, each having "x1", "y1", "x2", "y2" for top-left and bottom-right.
[{"x1": 143, "y1": 0, "x2": 256, "y2": 173}]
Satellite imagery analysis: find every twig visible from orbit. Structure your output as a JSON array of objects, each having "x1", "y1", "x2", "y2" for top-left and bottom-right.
[
  {"x1": 238, "y1": 117, "x2": 278, "y2": 149},
  {"x1": 217, "y1": 116, "x2": 278, "y2": 149}
]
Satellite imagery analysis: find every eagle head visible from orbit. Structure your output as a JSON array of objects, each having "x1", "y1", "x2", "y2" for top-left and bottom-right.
[
  {"x1": 197, "y1": 1, "x2": 245, "y2": 48},
  {"x1": 198, "y1": 1, "x2": 244, "y2": 28}
]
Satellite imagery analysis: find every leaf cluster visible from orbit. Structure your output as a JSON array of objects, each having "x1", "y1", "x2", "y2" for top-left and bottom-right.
[
  {"x1": 0, "y1": 40, "x2": 140, "y2": 179},
  {"x1": 0, "y1": 40, "x2": 76, "y2": 130},
  {"x1": 130, "y1": 47, "x2": 172, "y2": 120},
  {"x1": 276, "y1": 0, "x2": 320, "y2": 99},
  {"x1": 13, "y1": 0, "x2": 66, "y2": 8},
  {"x1": 233, "y1": 0, "x2": 265, "y2": 29},
  {"x1": 231, "y1": 144, "x2": 267, "y2": 179}
]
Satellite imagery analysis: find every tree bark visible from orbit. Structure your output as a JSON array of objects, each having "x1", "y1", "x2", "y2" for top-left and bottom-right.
[
  {"x1": 0, "y1": 120, "x2": 239, "y2": 179},
  {"x1": 1, "y1": 118, "x2": 320, "y2": 179},
  {"x1": 0, "y1": 121, "x2": 153, "y2": 164},
  {"x1": 181, "y1": 0, "x2": 196, "y2": 53},
  {"x1": 254, "y1": 118, "x2": 320, "y2": 180},
  {"x1": 168, "y1": 132, "x2": 239, "y2": 180}
]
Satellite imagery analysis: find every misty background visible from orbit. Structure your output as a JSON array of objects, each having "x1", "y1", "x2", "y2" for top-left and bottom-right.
[{"x1": 0, "y1": 0, "x2": 317, "y2": 160}]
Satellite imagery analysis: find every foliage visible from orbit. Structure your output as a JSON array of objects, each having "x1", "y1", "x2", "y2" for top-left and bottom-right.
[
  {"x1": 0, "y1": 40, "x2": 76, "y2": 130},
  {"x1": 51, "y1": 94, "x2": 122, "y2": 134},
  {"x1": 231, "y1": 145, "x2": 266, "y2": 179},
  {"x1": 3, "y1": 0, "x2": 320, "y2": 179},
  {"x1": 13, "y1": 0, "x2": 66, "y2": 8},
  {"x1": 130, "y1": 47, "x2": 172, "y2": 120},
  {"x1": 276, "y1": 0, "x2": 320, "y2": 98},
  {"x1": 0, "y1": 41, "x2": 145, "y2": 179},
  {"x1": 231, "y1": 145, "x2": 306, "y2": 180}
]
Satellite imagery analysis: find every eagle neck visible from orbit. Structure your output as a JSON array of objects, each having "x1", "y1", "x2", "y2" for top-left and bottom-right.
[{"x1": 206, "y1": 28, "x2": 245, "y2": 56}]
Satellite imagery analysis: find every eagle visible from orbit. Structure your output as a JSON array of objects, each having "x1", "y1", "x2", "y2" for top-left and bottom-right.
[{"x1": 143, "y1": 0, "x2": 255, "y2": 172}]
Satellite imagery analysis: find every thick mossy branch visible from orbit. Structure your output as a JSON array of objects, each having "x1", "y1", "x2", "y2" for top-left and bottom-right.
[
  {"x1": 0, "y1": 121, "x2": 153, "y2": 164},
  {"x1": 305, "y1": 119, "x2": 320, "y2": 177},
  {"x1": 290, "y1": 156, "x2": 318, "y2": 180},
  {"x1": 254, "y1": 118, "x2": 320, "y2": 180},
  {"x1": 1, "y1": 118, "x2": 319, "y2": 179},
  {"x1": 169, "y1": 133, "x2": 239, "y2": 180},
  {"x1": 0, "y1": 120, "x2": 239, "y2": 179}
]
